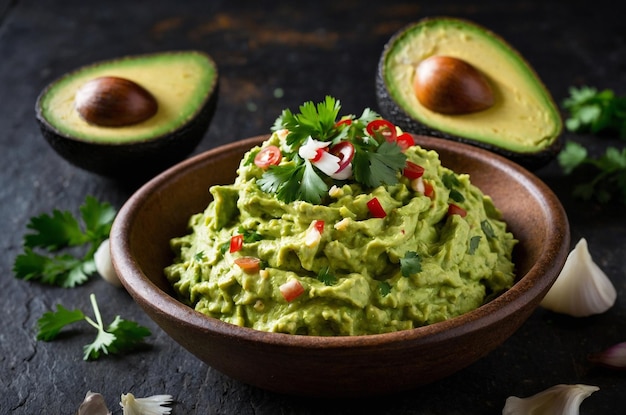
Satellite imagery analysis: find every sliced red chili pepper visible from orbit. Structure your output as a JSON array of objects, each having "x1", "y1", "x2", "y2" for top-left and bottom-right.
[
  {"x1": 335, "y1": 119, "x2": 352, "y2": 128},
  {"x1": 311, "y1": 147, "x2": 326, "y2": 162},
  {"x1": 254, "y1": 145, "x2": 282, "y2": 169},
  {"x1": 314, "y1": 220, "x2": 325, "y2": 233},
  {"x1": 329, "y1": 141, "x2": 355, "y2": 172},
  {"x1": 229, "y1": 234, "x2": 244, "y2": 253},
  {"x1": 234, "y1": 256, "x2": 261, "y2": 274},
  {"x1": 367, "y1": 197, "x2": 387, "y2": 218},
  {"x1": 403, "y1": 161, "x2": 425, "y2": 179},
  {"x1": 280, "y1": 279, "x2": 305, "y2": 302},
  {"x1": 396, "y1": 133, "x2": 415, "y2": 151},
  {"x1": 447, "y1": 203, "x2": 467, "y2": 217},
  {"x1": 366, "y1": 119, "x2": 397, "y2": 142}
]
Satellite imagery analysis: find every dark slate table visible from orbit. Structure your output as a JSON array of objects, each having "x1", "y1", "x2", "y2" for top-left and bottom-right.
[{"x1": 2, "y1": 1, "x2": 625, "y2": 413}]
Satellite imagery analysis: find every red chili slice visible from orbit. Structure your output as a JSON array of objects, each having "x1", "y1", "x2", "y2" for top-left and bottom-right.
[
  {"x1": 403, "y1": 161, "x2": 425, "y2": 179},
  {"x1": 396, "y1": 133, "x2": 415, "y2": 151},
  {"x1": 367, "y1": 197, "x2": 387, "y2": 218},
  {"x1": 254, "y1": 145, "x2": 282, "y2": 169},
  {"x1": 329, "y1": 141, "x2": 355, "y2": 172},
  {"x1": 366, "y1": 119, "x2": 397, "y2": 142},
  {"x1": 335, "y1": 119, "x2": 352, "y2": 128},
  {"x1": 311, "y1": 147, "x2": 326, "y2": 162},
  {"x1": 447, "y1": 203, "x2": 467, "y2": 217},
  {"x1": 314, "y1": 220, "x2": 325, "y2": 233},
  {"x1": 234, "y1": 256, "x2": 261, "y2": 274},
  {"x1": 280, "y1": 279, "x2": 305, "y2": 302},
  {"x1": 229, "y1": 234, "x2": 244, "y2": 253}
]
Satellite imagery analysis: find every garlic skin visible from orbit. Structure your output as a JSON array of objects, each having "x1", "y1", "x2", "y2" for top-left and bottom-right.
[
  {"x1": 540, "y1": 238, "x2": 616, "y2": 317},
  {"x1": 588, "y1": 341, "x2": 626, "y2": 370},
  {"x1": 503, "y1": 384, "x2": 599, "y2": 415},
  {"x1": 77, "y1": 391, "x2": 111, "y2": 415},
  {"x1": 94, "y1": 238, "x2": 122, "y2": 287},
  {"x1": 120, "y1": 393, "x2": 173, "y2": 415}
]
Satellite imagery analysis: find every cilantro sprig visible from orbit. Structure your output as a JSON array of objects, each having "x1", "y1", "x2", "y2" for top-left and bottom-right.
[
  {"x1": 261, "y1": 96, "x2": 407, "y2": 204},
  {"x1": 562, "y1": 86, "x2": 626, "y2": 138},
  {"x1": 13, "y1": 196, "x2": 116, "y2": 287},
  {"x1": 37, "y1": 293, "x2": 151, "y2": 360}
]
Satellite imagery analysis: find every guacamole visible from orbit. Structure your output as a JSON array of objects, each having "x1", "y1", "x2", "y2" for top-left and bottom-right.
[{"x1": 165, "y1": 98, "x2": 516, "y2": 336}]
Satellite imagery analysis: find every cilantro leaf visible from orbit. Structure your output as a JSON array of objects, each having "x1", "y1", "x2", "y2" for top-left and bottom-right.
[
  {"x1": 562, "y1": 86, "x2": 626, "y2": 138},
  {"x1": 353, "y1": 141, "x2": 407, "y2": 188},
  {"x1": 468, "y1": 235, "x2": 482, "y2": 255},
  {"x1": 258, "y1": 159, "x2": 328, "y2": 204},
  {"x1": 481, "y1": 220, "x2": 497, "y2": 239},
  {"x1": 400, "y1": 251, "x2": 422, "y2": 277},
  {"x1": 317, "y1": 267, "x2": 337, "y2": 286},
  {"x1": 274, "y1": 96, "x2": 341, "y2": 148},
  {"x1": 299, "y1": 160, "x2": 328, "y2": 204},
  {"x1": 379, "y1": 281, "x2": 392, "y2": 297},
  {"x1": 36, "y1": 305, "x2": 85, "y2": 341},
  {"x1": 36, "y1": 293, "x2": 151, "y2": 360},
  {"x1": 13, "y1": 196, "x2": 116, "y2": 287}
]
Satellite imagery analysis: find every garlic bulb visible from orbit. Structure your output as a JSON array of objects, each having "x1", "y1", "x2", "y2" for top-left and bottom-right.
[
  {"x1": 120, "y1": 393, "x2": 173, "y2": 415},
  {"x1": 540, "y1": 238, "x2": 616, "y2": 317},
  {"x1": 77, "y1": 391, "x2": 111, "y2": 415},
  {"x1": 503, "y1": 384, "x2": 599, "y2": 415},
  {"x1": 94, "y1": 238, "x2": 122, "y2": 287}
]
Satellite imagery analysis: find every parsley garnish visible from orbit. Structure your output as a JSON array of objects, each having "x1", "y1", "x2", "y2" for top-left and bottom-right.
[
  {"x1": 13, "y1": 196, "x2": 116, "y2": 287},
  {"x1": 260, "y1": 96, "x2": 408, "y2": 204},
  {"x1": 379, "y1": 281, "x2": 392, "y2": 297},
  {"x1": 400, "y1": 251, "x2": 422, "y2": 277},
  {"x1": 36, "y1": 293, "x2": 151, "y2": 360},
  {"x1": 317, "y1": 267, "x2": 337, "y2": 286}
]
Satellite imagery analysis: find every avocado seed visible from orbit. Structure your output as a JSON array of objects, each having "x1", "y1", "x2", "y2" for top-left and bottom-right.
[
  {"x1": 413, "y1": 56, "x2": 494, "y2": 115},
  {"x1": 74, "y1": 76, "x2": 158, "y2": 127}
]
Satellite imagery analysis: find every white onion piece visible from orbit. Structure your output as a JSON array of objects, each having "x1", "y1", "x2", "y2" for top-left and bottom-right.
[
  {"x1": 503, "y1": 384, "x2": 599, "y2": 415},
  {"x1": 94, "y1": 239, "x2": 122, "y2": 287}
]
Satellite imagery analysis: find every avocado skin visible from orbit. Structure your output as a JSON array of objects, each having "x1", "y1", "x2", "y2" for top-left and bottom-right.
[
  {"x1": 375, "y1": 18, "x2": 563, "y2": 171},
  {"x1": 36, "y1": 81, "x2": 218, "y2": 181}
]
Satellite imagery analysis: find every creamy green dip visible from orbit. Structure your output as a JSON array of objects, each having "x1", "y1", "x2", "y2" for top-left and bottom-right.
[{"x1": 165, "y1": 128, "x2": 517, "y2": 336}]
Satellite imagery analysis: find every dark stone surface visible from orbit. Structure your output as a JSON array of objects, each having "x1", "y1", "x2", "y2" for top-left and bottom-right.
[{"x1": 1, "y1": 0, "x2": 624, "y2": 413}]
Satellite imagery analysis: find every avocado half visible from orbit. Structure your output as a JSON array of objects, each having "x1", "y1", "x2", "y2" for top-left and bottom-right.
[
  {"x1": 376, "y1": 17, "x2": 563, "y2": 170},
  {"x1": 36, "y1": 50, "x2": 219, "y2": 180}
]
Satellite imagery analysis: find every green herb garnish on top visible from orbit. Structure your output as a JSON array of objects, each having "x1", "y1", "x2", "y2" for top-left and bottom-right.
[{"x1": 255, "y1": 96, "x2": 414, "y2": 204}]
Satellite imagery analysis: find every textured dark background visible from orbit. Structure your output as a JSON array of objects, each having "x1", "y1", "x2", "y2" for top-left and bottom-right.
[{"x1": 1, "y1": 0, "x2": 625, "y2": 413}]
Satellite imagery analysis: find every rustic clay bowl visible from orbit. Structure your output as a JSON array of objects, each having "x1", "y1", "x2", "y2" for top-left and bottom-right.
[{"x1": 110, "y1": 134, "x2": 570, "y2": 398}]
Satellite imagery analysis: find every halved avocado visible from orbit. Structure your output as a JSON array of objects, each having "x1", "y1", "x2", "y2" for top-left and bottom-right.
[
  {"x1": 36, "y1": 50, "x2": 219, "y2": 180},
  {"x1": 376, "y1": 17, "x2": 563, "y2": 170}
]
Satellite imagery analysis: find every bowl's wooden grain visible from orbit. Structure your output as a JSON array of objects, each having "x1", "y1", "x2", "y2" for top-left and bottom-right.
[{"x1": 110, "y1": 134, "x2": 569, "y2": 397}]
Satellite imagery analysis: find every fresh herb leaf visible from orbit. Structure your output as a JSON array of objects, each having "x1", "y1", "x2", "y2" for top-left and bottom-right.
[
  {"x1": 353, "y1": 141, "x2": 407, "y2": 188},
  {"x1": 300, "y1": 159, "x2": 328, "y2": 204},
  {"x1": 562, "y1": 86, "x2": 626, "y2": 138},
  {"x1": 36, "y1": 293, "x2": 151, "y2": 360},
  {"x1": 273, "y1": 96, "x2": 341, "y2": 147},
  {"x1": 317, "y1": 267, "x2": 337, "y2": 286},
  {"x1": 194, "y1": 251, "x2": 205, "y2": 261},
  {"x1": 481, "y1": 220, "x2": 496, "y2": 239},
  {"x1": 400, "y1": 251, "x2": 422, "y2": 277},
  {"x1": 558, "y1": 140, "x2": 626, "y2": 204},
  {"x1": 468, "y1": 235, "x2": 482, "y2": 255},
  {"x1": 238, "y1": 227, "x2": 263, "y2": 243},
  {"x1": 379, "y1": 281, "x2": 392, "y2": 297},
  {"x1": 13, "y1": 196, "x2": 116, "y2": 287}
]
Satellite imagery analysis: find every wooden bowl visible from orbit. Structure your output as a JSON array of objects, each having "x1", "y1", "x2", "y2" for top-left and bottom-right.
[{"x1": 109, "y1": 134, "x2": 570, "y2": 398}]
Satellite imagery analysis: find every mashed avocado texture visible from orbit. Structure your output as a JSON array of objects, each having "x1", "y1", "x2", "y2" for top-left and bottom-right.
[{"x1": 165, "y1": 97, "x2": 516, "y2": 336}]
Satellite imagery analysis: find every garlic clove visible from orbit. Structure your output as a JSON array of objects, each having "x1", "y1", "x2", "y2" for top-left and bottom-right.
[
  {"x1": 77, "y1": 391, "x2": 111, "y2": 415},
  {"x1": 94, "y1": 238, "x2": 122, "y2": 287},
  {"x1": 588, "y1": 341, "x2": 626, "y2": 370},
  {"x1": 503, "y1": 384, "x2": 599, "y2": 415},
  {"x1": 120, "y1": 393, "x2": 173, "y2": 415},
  {"x1": 540, "y1": 238, "x2": 616, "y2": 317}
]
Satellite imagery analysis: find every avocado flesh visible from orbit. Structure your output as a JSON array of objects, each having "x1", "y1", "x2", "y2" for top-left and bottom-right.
[
  {"x1": 377, "y1": 18, "x2": 562, "y2": 162},
  {"x1": 38, "y1": 51, "x2": 217, "y2": 143}
]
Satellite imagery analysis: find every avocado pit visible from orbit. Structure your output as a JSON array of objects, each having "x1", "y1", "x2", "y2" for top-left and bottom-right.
[
  {"x1": 74, "y1": 76, "x2": 158, "y2": 127},
  {"x1": 413, "y1": 55, "x2": 494, "y2": 115}
]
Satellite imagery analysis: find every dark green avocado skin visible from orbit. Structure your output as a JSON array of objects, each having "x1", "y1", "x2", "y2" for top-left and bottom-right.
[
  {"x1": 375, "y1": 21, "x2": 563, "y2": 171},
  {"x1": 36, "y1": 80, "x2": 218, "y2": 184}
]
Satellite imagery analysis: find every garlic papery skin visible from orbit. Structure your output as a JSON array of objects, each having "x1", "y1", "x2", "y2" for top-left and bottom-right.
[
  {"x1": 503, "y1": 384, "x2": 599, "y2": 415},
  {"x1": 588, "y1": 341, "x2": 626, "y2": 370},
  {"x1": 540, "y1": 238, "x2": 616, "y2": 317},
  {"x1": 77, "y1": 391, "x2": 111, "y2": 415},
  {"x1": 94, "y1": 238, "x2": 122, "y2": 287},
  {"x1": 120, "y1": 393, "x2": 173, "y2": 415}
]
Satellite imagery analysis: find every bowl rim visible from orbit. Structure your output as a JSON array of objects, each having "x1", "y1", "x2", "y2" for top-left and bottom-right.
[{"x1": 110, "y1": 134, "x2": 570, "y2": 349}]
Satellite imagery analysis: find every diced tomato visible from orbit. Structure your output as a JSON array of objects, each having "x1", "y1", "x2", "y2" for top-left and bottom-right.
[
  {"x1": 329, "y1": 141, "x2": 355, "y2": 172},
  {"x1": 234, "y1": 256, "x2": 261, "y2": 274},
  {"x1": 447, "y1": 203, "x2": 467, "y2": 217},
  {"x1": 254, "y1": 145, "x2": 282, "y2": 169},
  {"x1": 229, "y1": 234, "x2": 244, "y2": 253},
  {"x1": 403, "y1": 161, "x2": 425, "y2": 179},
  {"x1": 396, "y1": 133, "x2": 415, "y2": 151},
  {"x1": 366, "y1": 119, "x2": 397, "y2": 142},
  {"x1": 423, "y1": 181, "x2": 435, "y2": 198},
  {"x1": 367, "y1": 197, "x2": 387, "y2": 218},
  {"x1": 280, "y1": 279, "x2": 305, "y2": 302},
  {"x1": 314, "y1": 220, "x2": 325, "y2": 233}
]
